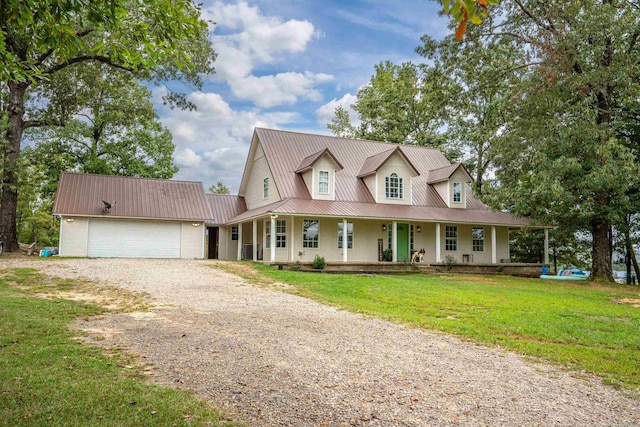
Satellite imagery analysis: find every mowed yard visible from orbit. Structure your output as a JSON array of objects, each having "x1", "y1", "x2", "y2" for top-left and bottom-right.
[{"x1": 236, "y1": 263, "x2": 640, "y2": 389}]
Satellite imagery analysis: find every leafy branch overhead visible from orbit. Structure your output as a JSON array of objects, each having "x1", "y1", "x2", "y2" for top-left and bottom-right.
[{"x1": 442, "y1": 0, "x2": 500, "y2": 40}]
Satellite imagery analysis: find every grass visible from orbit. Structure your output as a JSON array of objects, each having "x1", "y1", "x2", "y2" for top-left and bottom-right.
[
  {"x1": 243, "y1": 263, "x2": 640, "y2": 389},
  {"x1": 0, "y1": 268, "x2": 242, "y2": 427}
]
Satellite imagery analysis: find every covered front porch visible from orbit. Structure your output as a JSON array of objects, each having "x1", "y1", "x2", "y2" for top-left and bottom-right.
[{"x1": 223, "y1": 215, "x2": 550, "y2": 266}]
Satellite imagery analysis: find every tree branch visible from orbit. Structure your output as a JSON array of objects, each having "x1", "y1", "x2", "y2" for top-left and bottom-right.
[
  {"x1": 23, "y1": 119, "x2": 65, "y2": 129},
  {"x1": 43, "y1": 55, "x2": 135, "y2": 76},
  {"x1": 35, "y1": 29, "x2": 96, "y2": 66},
  {"x1": 512, "y1": 0, "x2": 558, "y2": 36}
]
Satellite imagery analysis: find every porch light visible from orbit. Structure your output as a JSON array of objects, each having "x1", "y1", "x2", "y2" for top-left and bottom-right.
[
  {"x1": 382, "y1": 224, "x2": 387, "y2": 231},
  {"x1": 192, "y1": 223, "x2": 201, "y2": 227},
  {"x1": 416, "y1": 226, "x2": 421, "y2": 232},
  {"x1": 271, "y1": 214, "x2": 278, "y2": 219},
  {"x1": 66, "y1": 218, "x2": 74, "y2": 222}
]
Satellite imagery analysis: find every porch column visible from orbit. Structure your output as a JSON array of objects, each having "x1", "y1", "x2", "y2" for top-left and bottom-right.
[
  {"x1": 435, "y1": 223, "x2": 441, "y2": 263},
  {"x1": 270, "y1": 215, "x2": 276, "y2": 262},
  {"x1": 342, "y1": 218, "x2": 348, "y2": 263},
  {"x1": 544, "y1": 228, "x2": 549, "y2": 265},
  {"x1": 491, "y1": 226, "x2": 497, "y2": 264},
  {"x1": 392, "y1": 221, "x2": 398, "y2": 262},
  {"x1": 252, "y1": 220, "x2": 257, "y2": 261},
  {"x1": 290, "y1": 216, "x2": 295, "y2": 261},
  {"x1": 236, "y1": 223, "x2": 243, "y2": 261}
]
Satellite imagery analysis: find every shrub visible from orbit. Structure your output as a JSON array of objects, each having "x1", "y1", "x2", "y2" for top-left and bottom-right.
[
  {"x1": 382, "y1": 249, "x2": 393, "y2": 262},
  {"x1": 444, "y1": 254, "x2": 456, "y2": 272},
  {"x1": 312, "y1": 255, "x2": 326, "y2": 270}
]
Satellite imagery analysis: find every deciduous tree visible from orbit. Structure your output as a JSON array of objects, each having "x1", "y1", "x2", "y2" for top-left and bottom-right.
[{"x1": 0, "y1": 0, "x2": 215, "y2": 251}]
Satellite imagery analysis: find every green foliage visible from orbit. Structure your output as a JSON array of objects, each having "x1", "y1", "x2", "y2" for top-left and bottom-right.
[
  {"x1": 209, "y1": 181, "x2": 230, "y2": 194},
  {"x1": 312, "y1": 255, "x2": 326, "y2": 270},
  {"x1": 444, "y1": 254, "x2": 456, "y2": 271},
  {"x1": 0, "y1": 268, "x2": 241, "y2": 426},
  {"x1": 255, "y1": 265, "x2": 640, "y2": 388},
  {"x1": 382, "y1": 249, "x2": 393, "y2": 262},
  {"x1": 328, "y1": 61, "x2": 451, "y2": 152}
]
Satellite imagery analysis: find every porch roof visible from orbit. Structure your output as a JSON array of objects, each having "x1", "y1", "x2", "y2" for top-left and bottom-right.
[{"x1": 225, "y1": 198, "x2": 536, "y2": 228}]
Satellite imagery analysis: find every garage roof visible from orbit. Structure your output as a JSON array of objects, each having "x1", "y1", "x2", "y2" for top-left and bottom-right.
[{"x1": 53, "y1": 172, "x2": 211, "y2": 221}]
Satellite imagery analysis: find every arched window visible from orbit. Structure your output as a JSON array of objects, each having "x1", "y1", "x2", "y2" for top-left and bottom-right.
[{"x1": 385, "y1": 173, "x2": 403, "y2": 199}]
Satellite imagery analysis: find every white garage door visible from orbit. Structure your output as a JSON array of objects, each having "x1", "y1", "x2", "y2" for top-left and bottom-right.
[{"x1": 88, "y1": 219, "x2": 181, "y2": 258}]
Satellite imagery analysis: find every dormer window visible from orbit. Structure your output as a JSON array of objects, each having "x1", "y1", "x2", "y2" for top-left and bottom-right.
[
  {"x1": 318, "y1": 170, "x2": 329, "y2": 194},
  {"x1": 453, "y1": 182, "x2": 462, "y2": 203},
  {"x1": 385, "y1": 173, "x2": 403, "y2": 199},
  {"x1": 263, "y1": 177, "x2": 269, "y2": 199}
]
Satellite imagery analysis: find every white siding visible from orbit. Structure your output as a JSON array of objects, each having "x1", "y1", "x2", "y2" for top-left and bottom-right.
[
  {"x1": 376, "y1": 152, "x2": 413, "y2": 205},
  {"x1": 181, "y1": 222, "x2": 205, "y2": 259},
  {"x1": 59, "y1": 217, "x2": 89, "y2": 257},
  {"x1": 244, "y1": 143, "x2": 280, "y2": 210}
]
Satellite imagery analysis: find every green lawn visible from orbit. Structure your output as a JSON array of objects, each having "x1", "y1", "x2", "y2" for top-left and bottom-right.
[
  {"x1": 247, "y1": 263, "x2": 640, "y2": 389},
  {"x1": 0, "y1": 268, "x2": 242, "y2": 427}
]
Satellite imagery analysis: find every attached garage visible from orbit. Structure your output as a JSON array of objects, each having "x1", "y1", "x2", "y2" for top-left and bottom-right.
[
  {"x1": 87, "y1": 219, "x2": 181, "y2": 258},
  {"x1": 53, "y1": 173, "x2": 212, "y2": 259}
]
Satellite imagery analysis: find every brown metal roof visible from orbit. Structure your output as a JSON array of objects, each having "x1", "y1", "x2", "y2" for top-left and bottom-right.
[
  {"x1": 357, "y1": 146, "x2": 419, "y2": 178},
  {"x1": 53, "y1": 172, "x2": 211, "y2": 221},
  {"x1": 206, "y1": 194, "x2": 247, "y2": 225},
  {"x1": 253, "y1": 128, "x2": 468, "y2": 206},
  {"x1": 427, "y1": 163, "x2": 472, "y2": 184},
  {"x1": 226, "y1": 198, "x2": 532, "y2": 227},
  {"x1": 295, "y1": 148, "x2": 344, "y2": 173}
]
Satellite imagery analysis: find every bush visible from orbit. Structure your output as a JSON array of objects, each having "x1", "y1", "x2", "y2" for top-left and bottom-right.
[
  {"x1": 312, "y1": 255, "x2": 326, "y2": 270},
  {"x1": 444, "y1": 254, "x2": 456, "y2": 272},
  {"x1": 382, "y1": 249, "x2": 393, "y2": 262}
]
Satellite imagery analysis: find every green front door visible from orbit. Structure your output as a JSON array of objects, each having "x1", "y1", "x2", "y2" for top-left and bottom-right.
[{"x1": 397, "y1": 223, "x2": 409, "y2": 261}]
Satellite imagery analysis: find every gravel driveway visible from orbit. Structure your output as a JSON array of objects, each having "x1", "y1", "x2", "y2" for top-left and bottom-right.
[{"x1": 11, "y1": 258, "x2": 640, "y2": 426}]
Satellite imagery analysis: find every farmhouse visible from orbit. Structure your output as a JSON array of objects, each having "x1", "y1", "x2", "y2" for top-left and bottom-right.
[{"x1": 54, "y1": 128, "x2": 548, "y2": 264}]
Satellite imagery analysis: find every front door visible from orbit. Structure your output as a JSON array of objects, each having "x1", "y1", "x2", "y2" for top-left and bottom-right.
[
  {"x1": 207, "y1": 227, "x2": 219, "y2": 259},
  {"x1": 397, "y1": 223, "x2": 409, "y2": 261}
]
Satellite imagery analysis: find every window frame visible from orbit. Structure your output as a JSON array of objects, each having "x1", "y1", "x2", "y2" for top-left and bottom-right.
[
  {"x1": 452, "y1": 182, "x2": 462, "y2": 203},
  {"x1": 231, "y1": 226, "x2": 239, "y2": 241},
  {"x1": 445, "y1": 225, "x2": 458, "y2": 251},
  {"x1": 337, "y1": 221, "x2": 354, "y2": 250},
  {"x1": 385, "y1": 173, "x2": 403, "y2": 199},
  {"x1": 263, "y1": 177, "x2": 269, "y2": 199},
  {"x1": 265, "y1": 219, "x2": 286, "y2": 249},
  {"x1": 318, "y1": 170, "x2": 330, "y2": 195},
  {"x1": 303, "y1": 219, "x2": 319, "y2": 248},
  {"x1": 472, "y1": 227, "x2": 485, "y2": 252}
]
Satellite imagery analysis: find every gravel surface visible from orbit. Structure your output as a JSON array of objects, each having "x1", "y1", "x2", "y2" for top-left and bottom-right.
[{"x1": 7, "y1": 258, "x2": 639, "y2": 426}]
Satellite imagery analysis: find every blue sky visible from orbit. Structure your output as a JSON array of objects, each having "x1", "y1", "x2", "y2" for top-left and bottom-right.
[{"x1": 154, "y1": 0, "x2": 449, "y2": 192}]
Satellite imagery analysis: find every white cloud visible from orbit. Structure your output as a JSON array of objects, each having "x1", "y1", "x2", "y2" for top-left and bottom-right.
[
  {"x1": 157, "y1": 89, "x2": 300, "y2": 192},
  {"x1": 204, "y1": 1, "x2": 332, "y2": 108},
  {"x1": 316, "y1": 93, "x2": 359, "y2": 127},
  {"x1": 174, "y1": 147, "x2": 202, "y2": 168}
]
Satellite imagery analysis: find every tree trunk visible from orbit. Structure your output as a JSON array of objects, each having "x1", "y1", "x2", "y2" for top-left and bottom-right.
[
  {"x1": 590, "y1": 212, "x2": 613, "y2": 281},
  {"x1": 631, "y1": 242, "x2": 640, "y2": 286},
  {"x1": 0, "y1": 82, "x2": 28, "y2": 252}
]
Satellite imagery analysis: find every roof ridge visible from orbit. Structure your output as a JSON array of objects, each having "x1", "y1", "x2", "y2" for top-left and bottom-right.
[
  {"x1": 60, "y1": 171, "x2": 203, "y2": 185},
  {"x1": 255, "y1": 127, "x2": 442, "y2": 151}
]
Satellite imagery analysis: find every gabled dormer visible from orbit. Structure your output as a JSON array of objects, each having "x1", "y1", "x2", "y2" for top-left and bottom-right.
[
  {"x1": 427, "y1": 163, "x2": 473, "y2": 209},
  {"x1": 295, "y1": 148, "x2": 343, "y2": 201},
  {"x1": 357, "y1": 146, "x2": 419, "y2": 205}
]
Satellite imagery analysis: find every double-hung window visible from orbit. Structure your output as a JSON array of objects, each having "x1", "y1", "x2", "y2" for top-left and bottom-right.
[
  {"x1": 385, "y1": 173, "x2": 403, "y2": 199},
  {"x1": 445, "y1": 225, "x2": 458, "y2": 251},
  {"x1": 318, "y1": 170, "x2": 329, "y2": 194},
  {"x1": 231, "y1": 226, "x2": 239, "y2": 241},
  {"x1": 303, "y1": 220, "x2": 319, "y2": 248},
  {"x1": 453, "y1": 182, "x2": 462, "y2": 203},
  {"x1": 472, "y1": 227, "x2": 484, "y2": 252}
]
